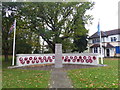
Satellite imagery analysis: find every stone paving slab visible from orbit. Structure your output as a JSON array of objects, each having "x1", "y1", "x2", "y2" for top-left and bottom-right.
[{"x1": 50, "y1": 68, "x2": 73, "y2": 88}]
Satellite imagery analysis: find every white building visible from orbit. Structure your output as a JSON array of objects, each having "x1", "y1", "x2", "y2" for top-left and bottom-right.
[{"x1": 88, "y1": 29, "x2": 120, "y2": 57}]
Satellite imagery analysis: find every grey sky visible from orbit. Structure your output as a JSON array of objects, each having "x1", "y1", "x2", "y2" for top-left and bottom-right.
[{"x1": 86, "y1": 0, "x2": 119, "y2": 36}]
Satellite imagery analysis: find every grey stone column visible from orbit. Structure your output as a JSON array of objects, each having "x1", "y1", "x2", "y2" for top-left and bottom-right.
[{"x1": 55, "y1": 44, "x2": 63, "y2": 68}]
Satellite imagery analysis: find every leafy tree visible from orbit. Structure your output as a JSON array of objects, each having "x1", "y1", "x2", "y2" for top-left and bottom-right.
[
  {"x1": 72, "y1": 35, "x2": 88, "y2": 53},
  {"x1": 20, "y1": 2, "x2": 94, "y2": 53},
  {"x1": 2, "y1": 2, "x2": 41, "y2": 62}
]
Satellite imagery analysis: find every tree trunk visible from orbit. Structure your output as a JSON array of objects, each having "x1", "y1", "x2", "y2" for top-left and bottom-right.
[{"x1": 4, "y1": 50, "x2": 9, "y2": 62}]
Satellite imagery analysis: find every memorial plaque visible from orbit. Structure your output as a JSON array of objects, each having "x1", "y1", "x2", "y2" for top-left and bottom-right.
[{"x1": 55, "y1": 44, "x2": 63, "y2": 68}]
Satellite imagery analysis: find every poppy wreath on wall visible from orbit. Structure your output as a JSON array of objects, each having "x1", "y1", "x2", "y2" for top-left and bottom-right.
[
  {"x1": 26, "y1": 60, "x2": 30, "y2": 64},
  {"x1": 70, "y1": 56, "x2": 73, "y2": 59},
  {"x1": 77, "y1": 59, "x2": 80, "y2": 62},
  {"x1": 49, "y1": 59, "x2": 52, "y2": 62},
  {"x1": 88, "y1": 56, "x2": 91, "y2": 59},
  {"x1": 89, "y1": 59, "x2": 93, "y2": 63},
  {"x1": 64, "y1": 59, "x2": 67, "y2": 62},
  {"x1": 72, "y1": 59, "x2": 76, "y2": 62},
  {"x1": 48, "y1": 56, "x2": 51, "y2": 60},
  {"x1": 40, "y1": 59, "x2": 44, "y2": 63},
  {"x1": 43, "y1": 56, "x2": 46, "y2": 60},
  {"x1": 79, "y1": 56, "x2": 82, "y2": 59},
  {"x1": 19, "y1": 57, "x2": 23, "y2": 61},
  {"x1": 74, "y1": 56, "x2": 77, "y2": 59},
  {"x1": 19, "y1": 57, "x2": 25, "y2": 64},
  {"x1": 24, "y1": 57, "x2": 28, "y2": 61},
  {"x1": 36, "y1": 60, "x2": 39, "y2": 63},
  {"x1": 34, "y1": 57, "x2": 37, "y2": 60},
  {"x1": 32, "y1": 60, "x2": 35, "y2": 63},
  {"x1": 81, "y1": 59, "x2": 84, "y2": 63},
  {"x1": 68, "y1": 59, "x2": 71, "y2": 62},
  {"x1": 45, "y1": 59, "x2": 48, "y2": 62},
  {"x1": 38, "y1": 57, "x2": 42, "y2": 60},
  {"x1": 93, "y1": 56, "x2": 96, "y2": 60},
  {"x1": 29, "y1": 57, "x2": 32, "y2": 60},
  {"x1": 83, "y1": 56, "x2": 86, "y2": 60},
  {"x1": 85, "y1": 59, "x2": 89, "y2": 63},
  {"x1": 65, "y1": 56, "x2": 69, "y2": 59},
  {"x1": 62, "y1": 56, "x2": 64, "y2": 60},
  {"x1": 52, "y1": 56, "x2": 55, "y2": 59}
]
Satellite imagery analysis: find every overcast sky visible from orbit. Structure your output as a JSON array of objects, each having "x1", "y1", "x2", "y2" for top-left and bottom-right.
[{"x1": 86, "y1": 0, "x2": 120, "y2": 36}]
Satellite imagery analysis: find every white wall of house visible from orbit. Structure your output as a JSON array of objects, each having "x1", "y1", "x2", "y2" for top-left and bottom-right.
[{"x1": 88, "y1": 34, "x2": 120, "y2": 57}]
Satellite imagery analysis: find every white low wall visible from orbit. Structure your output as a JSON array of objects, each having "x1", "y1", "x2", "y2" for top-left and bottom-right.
[{"x1": 16, "y1": 53, "x2": 99, "y2": 66}]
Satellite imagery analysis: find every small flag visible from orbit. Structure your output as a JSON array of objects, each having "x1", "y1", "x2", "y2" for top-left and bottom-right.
[
  {"x1": 9, "y1": 20, "x2": 16, "y2": 34},
  {"x1": 97, "y1": 21, "x2": 100, "y2": 35}
]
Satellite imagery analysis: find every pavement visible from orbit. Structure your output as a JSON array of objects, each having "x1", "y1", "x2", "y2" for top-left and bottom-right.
[{"x1": 49, "y1": 68, "x2": 73, "y2": 88}]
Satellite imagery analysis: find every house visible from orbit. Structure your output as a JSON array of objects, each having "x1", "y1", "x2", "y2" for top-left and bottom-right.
[{"x1": 88, "y1": 29, "x2": 120, "y2": 57}]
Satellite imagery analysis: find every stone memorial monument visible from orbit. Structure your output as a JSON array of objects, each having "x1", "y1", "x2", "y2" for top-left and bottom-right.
[{"x1": 55, "y1": 44, "x2": 63, "y2": 68}]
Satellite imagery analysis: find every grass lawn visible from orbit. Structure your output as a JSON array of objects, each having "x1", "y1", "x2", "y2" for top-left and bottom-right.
[
  {"x1": 2, "y1": 56, "x2": 51, "y2": 88},
  {"x1": 67, "y1": 58, "x2": 119, "y2": 88}
]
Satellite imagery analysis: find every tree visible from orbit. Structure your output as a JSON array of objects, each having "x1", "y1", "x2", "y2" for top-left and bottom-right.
[
  {"x1": 2, "y1": 2, "x2": 41, "y2": 62},
  {"x1": 20, "y1": 2, "x2": 94, "y2": 53},
  {"x1": 72, "y1": 35, "x2": 88, "y2": 53}
]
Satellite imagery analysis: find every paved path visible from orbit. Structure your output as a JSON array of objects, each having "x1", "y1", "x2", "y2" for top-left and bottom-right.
[{"x1": 49, "y1": 68, "x2": 73, "y2": 88}]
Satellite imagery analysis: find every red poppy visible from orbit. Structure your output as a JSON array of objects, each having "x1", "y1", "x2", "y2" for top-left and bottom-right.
[
  {"x1": 48, "y1": 56, "x2": 51, "y2": 60},
  {"x1": 32, "y1": 60, "x2": 35, "y2": 63},
  {"x1": 68, "y1": 59, "x2": 71, "y2": 62},
  {"x1": 70, "y1": 56, "x2": 73, "y2": 59},
  {"x1": 34, "y1": 57, "x2": 37, "y2": 60},
  {"x1": 24, "y1": 57, "x2": 28, "y2": 61},
  {"x1": 89, "y1": 59, "x2": 93, "y2": 63},
  {"x1": 41, "y1": 59, "x2": 44, "y2": 63},
  {"x1": 74, "y1": 56, "x2": 77, "y2": 59},
  {"x1": 88, "y1": 56, "x2": 91, "y2": 59},
  {"x1": 49, "y1": 59, "x2": 52, "y2": 62},
  {"x1": 36, "y1": 60, "x2": 39, "y2": 63},
  {"x1": 77, "y1": 59, "x2": 80, "y2": 62},
  {"x1": 29, "y1": 57, "x2": 32, "y2": 60},
  {"x1": 43, "y1": 56, "x2": 46, "y2": 59},
  {"x1": 83, "y1": 56, "x2": 86, "y2": 60},
  {"x1": 79, "y1": 56, "x2": 82, "y2": 59},
  {"x1": 19, "y1": 57, "x2": 23, "y2": 61},
  {"x1": 45, "y1": 59, "x2": 48, "y2": 62},
  {"x1": 62, "y1": 56, "x2": 64, "y2": 60},
  {"x1": 64, "y1": 59, "x2": 67, "y2": 62},
  {"x1": 86, "y1": 59, "x2": 89, "y2": 63},
  {"x1": 26, "y1": 60, "x2": 30, "y2": 64},
  {"x1": 72, "y1": 59, "x2": 76, "y2": 62},
  {"x1": 65, "y1": 56, "x2": 68, "y2": 59},
  {"x1": 93, "y1": 56, "x2": 96, "y2": 60},
  {"x1": 52, "y1": 56, "x2": 55, "y2": 59},
  {"x1": 81, "y1": 59, "x2": 84, "y2": 63},
  {"x1": 20, "y1": 61, "x2": 25, "y2": 64},
  {"x1": 38, "y1": 57, "x2": 42, "y2": 60}
]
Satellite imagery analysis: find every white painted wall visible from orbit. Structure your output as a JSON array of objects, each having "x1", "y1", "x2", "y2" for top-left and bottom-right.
[{"x1": 16, "y1": 53, "x2": 99, "y2": 67}]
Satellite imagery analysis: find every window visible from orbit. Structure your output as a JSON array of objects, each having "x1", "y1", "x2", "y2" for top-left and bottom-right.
[
  {"x1": 111, "y1": 37, "x2": 117, "y2": 42},
  {"x1": 114, "y1": 37, "x2": 117, "y2": 41},
  {"x1": 92, "y1": 39, "x2": 100, "y2": 43},
  {"x1": 111, "y1": 37, "x2": 113, "y2": 42},
  {"x1": 94, "y1": 47, "x2": 98, "y2": 53}
]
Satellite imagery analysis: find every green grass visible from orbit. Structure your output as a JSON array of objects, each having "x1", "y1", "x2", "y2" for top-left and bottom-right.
[
  {"x1": 67, "y1": 59, "x2": 118, "y2": 88},
  {"x1": 3, "y1": 69, "x2": 50, "y2": 88},
  {"x1": 2, "y1": 56, "x2": 51, "y2": 88}
]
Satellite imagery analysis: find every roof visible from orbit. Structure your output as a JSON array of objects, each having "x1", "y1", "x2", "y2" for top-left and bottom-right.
[
  {"x1": 90, "y1": 44, "x2": 105, "y2": 48},
  {"x1": 106, "y1": 43, "x2": 114, "y2": 48},
  {"x1": 90, "y1": 43, "x2": 114, "y2": 48},
  {"x1": 89, "y1": 29, "x2": 120, "y2": 39}
]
